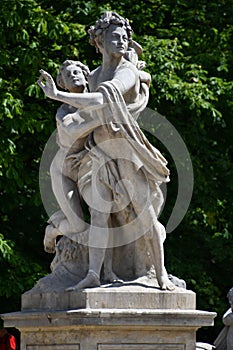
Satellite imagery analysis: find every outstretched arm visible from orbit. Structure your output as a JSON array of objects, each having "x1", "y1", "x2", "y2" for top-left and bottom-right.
[
  {"x1": 37, "y1": 69, "x2": 103, "y2": 108},
  {"x1": 60, "y1": 115, "x2": 102, "y2": 140}
]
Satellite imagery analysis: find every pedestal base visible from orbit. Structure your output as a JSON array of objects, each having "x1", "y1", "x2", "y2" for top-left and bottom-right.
[
  {"x1": 21, "y1": 284, "x2": 196, "y2": 311},
  {"x1": 2, "y1": 285, "x2": 216, "y2": 350},
  {"x1": 2, "y1": 308, "x2": 216, "y2": 350}
]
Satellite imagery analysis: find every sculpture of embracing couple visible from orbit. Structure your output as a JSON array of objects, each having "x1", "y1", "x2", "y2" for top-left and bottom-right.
[{"x1": 36, "y1": 11, "x2": 179, "y2": 293}]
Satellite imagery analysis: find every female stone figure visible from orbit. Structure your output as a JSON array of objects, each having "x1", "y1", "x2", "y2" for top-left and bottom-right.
[
  {"x1": 44, "y1": 60, "x2": 90, "y2": 253},
  {"x1": 43, "y1": 59, "x2": 117, "y2": 285},
  {"x1": 38, "y1": 11, "x2": 175, "y2": 291}
]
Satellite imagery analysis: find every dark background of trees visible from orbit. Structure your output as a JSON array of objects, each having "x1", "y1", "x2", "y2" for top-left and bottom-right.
[{"x1": 0, "y1": 0, "x2": 232, "y2": 343}]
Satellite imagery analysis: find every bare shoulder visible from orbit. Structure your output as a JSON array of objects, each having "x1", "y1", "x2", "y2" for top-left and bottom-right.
[
  {"x1": 119, "y1": 60, "x2": 151, "y2": 84},
  {"x1": 113, "y1": 60, "x2": 140, "y2": 95},
  {"x1": 88, "y1": 66, "x2": 101, "y2": 79},
  {"x1": 117, "y1": 59, "x2": 139, "y2": 77},
  {"x1": 88, "y1": 66, "x2": 102, "y2": 92}
]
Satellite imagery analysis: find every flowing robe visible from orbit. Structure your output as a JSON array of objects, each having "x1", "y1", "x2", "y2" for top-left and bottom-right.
[{"x1": 62, "y1": 69, "x2": 171, "y2": 279}]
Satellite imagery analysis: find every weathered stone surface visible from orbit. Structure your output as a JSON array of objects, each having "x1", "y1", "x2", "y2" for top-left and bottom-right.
[
  {"x1": 22, "y1": 284, "x2": 195, "y2": 311},
  {"x1": 1, "y1": 11, "x2": 217, "y2": 350},
  {"x1": 2, "y1": 308, "x2": 216, "y2": 350},
  {"x1": 37, "y1": 11, "x2": 178, "y2": 292}
]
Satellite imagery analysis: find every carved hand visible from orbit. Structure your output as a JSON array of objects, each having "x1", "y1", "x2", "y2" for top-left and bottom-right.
[{"x1": 37, "y1": 69, "x2": 58, "y2": 100}]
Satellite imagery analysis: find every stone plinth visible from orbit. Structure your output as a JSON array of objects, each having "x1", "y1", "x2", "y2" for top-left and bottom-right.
[
  {"x1": 2, "y1": 286, "x2": 216, "y2": 350},
  {"x1": 21, "y1": 285, "x2": 196, "y2": 311},
  {"x1": 2, "y1": 307, "x2": 216, "y2": 350}
]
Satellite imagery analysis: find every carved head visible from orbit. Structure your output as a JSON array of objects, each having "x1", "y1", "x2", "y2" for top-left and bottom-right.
[
  {"x1": 56, "y1": 60, "x2": 90, "y2": 93},
  {"x1": 88, "y1": 12, "x2": 133, "y2": 54}
]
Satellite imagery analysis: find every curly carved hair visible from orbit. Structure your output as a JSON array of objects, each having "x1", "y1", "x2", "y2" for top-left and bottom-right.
[
  {"x1": 56, "y1": 60, "x2": 90, "y2": 90},
  {"x1": 88, "y1": 11, "x2": 133, "y2": 51}
]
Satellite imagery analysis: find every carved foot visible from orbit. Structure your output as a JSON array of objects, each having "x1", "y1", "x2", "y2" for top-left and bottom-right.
[
  {"x1": 44, "y1": 224, "x2": 59, "y2": 253},
  {"x1": 158, "y1": 274, "x2": 176, "y2": 291},
  {"x1": 104, "y1": 271, "x2": 123, "y2": 284},
  {"x1": 66, "y1": 270, "x2": 100, "y2": 291}
]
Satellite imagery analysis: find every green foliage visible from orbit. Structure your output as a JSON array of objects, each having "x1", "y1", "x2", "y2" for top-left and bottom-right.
[
  {"x1": 0, "y1": 0, "x2": 233, "y2": 342},
  {"x1": 0, "y1": 233, "x2": 44, "y2": 313}
]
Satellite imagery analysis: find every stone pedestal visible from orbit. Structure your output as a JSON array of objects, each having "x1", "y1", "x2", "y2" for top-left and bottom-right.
[
  {"x1": 2, "y1": 285, "x2": 216, "y2": 350},
  {"x1": 21, "y1": 284, "x2": 196, "y2": 311}
]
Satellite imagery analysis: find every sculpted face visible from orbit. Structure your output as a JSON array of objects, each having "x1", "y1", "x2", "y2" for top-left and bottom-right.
[
  {"x1": 103, "y1": 24, "x2": 128, "y2": 57},
  {"x1": 62, "y1": 64, "x2": 87, "y2": 93}
]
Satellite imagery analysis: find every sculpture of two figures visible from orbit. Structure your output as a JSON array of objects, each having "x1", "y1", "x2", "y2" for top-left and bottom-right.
[{"x1": 36, "y1": 11, "x2": 181, "y2": 293}]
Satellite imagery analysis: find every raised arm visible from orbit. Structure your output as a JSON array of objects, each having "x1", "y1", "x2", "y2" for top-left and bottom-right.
[{"x1": 37, "y1": 69, "x2": 103, "y2": 108}]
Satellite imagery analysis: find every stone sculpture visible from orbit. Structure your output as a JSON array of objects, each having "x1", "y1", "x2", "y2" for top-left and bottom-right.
[
  {"x1": 214, "y1": 287, "x2": 233, "y2": 350},
  {"x1": 37, "y1": 11, "x2": 177, "y2": 292},
  {"x1": 3, "y1": 12, "x2": 218, "y2": 350},
  {"x1": 43, "y1": 59, "x2": 90, "y2": 254}
]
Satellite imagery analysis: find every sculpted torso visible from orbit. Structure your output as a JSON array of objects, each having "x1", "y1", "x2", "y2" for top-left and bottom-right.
[
  {"x1": 56, "y1": 104, "x2": 85, "y2": 150},
  {"x1": 88, "y1": 59, "x2": 140, "y2": 145}
]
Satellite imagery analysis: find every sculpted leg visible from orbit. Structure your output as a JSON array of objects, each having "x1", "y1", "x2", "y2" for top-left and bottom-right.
[
  {"x1": 103, "y1": 248, "x2": 123, "y2": 283},
  {"x1": 44, "y1": 217, "x2": 74, "y2": 253},
  {"x1": 66, "y1": 209, "x2": 109, "y2": 291},
  {"x1": 44, "y1": 224, "x2": 60, "y2": 253},
  {"x1": 148, "y1": 205, "x2": 175, "y2": 291},
  {"x1": 66, "y1": 175, "x2": 121, "y2": 291},
  {"x1": 50, "y1": 151, "x2": 86, "y2": 234},
  {"x1": 129, "y1": 168, "x2": 174, "y2": 290},
  {"x1": 103, "y1": 226, "x2": 122, "y2": 283}
]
